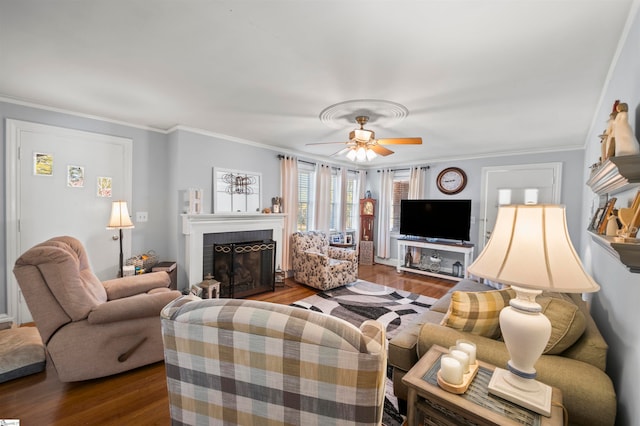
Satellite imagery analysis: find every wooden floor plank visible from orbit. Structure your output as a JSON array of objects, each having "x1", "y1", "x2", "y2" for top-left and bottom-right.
[{"x1": 0, "y1": 264, "x2": 454, "y2": 425}]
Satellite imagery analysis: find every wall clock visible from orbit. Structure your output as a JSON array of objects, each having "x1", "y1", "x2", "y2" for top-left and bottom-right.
[{"x1": 436, "y1": 167, "x2": 467, "y2": 195}]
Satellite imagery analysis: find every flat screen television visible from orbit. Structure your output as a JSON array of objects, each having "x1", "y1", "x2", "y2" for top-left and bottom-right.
[{"x1": 400, "y1": 199, "x2": 472, "y2": 242}]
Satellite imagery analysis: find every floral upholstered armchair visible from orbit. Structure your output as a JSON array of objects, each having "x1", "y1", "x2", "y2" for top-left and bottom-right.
[{"x1": 291, "y1": 231, "x2": 358, "y2": 290}]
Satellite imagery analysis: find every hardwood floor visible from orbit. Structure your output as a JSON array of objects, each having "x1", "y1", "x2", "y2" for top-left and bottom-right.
[{"x1": 0, "y1": 264, "x2": 454, "y2": 426}]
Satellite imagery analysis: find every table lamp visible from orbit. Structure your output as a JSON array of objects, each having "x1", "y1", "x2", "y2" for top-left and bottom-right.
[
  {"x1": 106, "y1": 200, "x2": 135, "y2": 277},
  {"x1": 467, "y1": 204, "x2": 599, "y2": 416}
]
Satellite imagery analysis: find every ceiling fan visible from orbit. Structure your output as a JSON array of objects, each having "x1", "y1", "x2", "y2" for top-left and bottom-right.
[{"x1": 308, "y1": 115, "x2": 422, "y2": 162}]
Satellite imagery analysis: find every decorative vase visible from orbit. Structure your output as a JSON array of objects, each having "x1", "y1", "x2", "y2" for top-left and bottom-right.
[
  {"x1": 606, "y1": 214, "x2": 620, "y2": 237},
  {"x1": 404, "y1": 248, "x2": 412, "y2": 267},
  {"x1": 614, "y1": 103, "x2": 640, "y2": 156}
]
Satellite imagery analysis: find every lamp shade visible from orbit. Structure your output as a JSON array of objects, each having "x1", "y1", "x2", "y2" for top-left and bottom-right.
[
  {"x1": 467, "y1": 204, "x2": 599, "y2": 293},
  {"x1": 106, "y1": 201, "x2": 135, "y2": 229}
]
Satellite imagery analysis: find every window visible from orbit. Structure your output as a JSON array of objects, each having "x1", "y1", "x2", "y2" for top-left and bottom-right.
[
  {"x1": 345, "y1": 171, "x2": 359, "y2": 231},
  {"x1": 329, "y1": 171, "x2": 340, "y2": 231},
  {"x1": 296, "y1": 163, "x2": 359, "y2": 233},
  {"x1": 391, "y1": 172, "x2": 409, "y2": 233},
  {"x1": 297, "y1": 163, "x2": 315, "y2": 231}
]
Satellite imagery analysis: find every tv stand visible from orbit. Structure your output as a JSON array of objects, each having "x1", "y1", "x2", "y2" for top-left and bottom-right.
[{"x1": 397, "y1": 238, "x2": 474, "y2": 281}]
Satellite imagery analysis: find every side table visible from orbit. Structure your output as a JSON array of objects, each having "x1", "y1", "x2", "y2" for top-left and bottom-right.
[
  {"x1": 359, "y1": 240, "x2": 374, "y2": 265},
  {"x1": 402, "y1": 345, "x2": 564, "y2": 426},
  {"x1": 152, "y1": 261, "x2": 177, "y2": 290}
]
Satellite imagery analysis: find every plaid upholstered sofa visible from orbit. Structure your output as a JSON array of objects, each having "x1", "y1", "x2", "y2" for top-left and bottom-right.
[
  {"x1": 161, "y1": 296, "x2": 387, "y2": 425},
  {"x1": 291, "y1": 231, "x2": 358, "y2": 290}
]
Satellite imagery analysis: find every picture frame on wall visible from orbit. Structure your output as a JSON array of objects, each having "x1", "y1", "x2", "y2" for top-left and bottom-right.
[
  {"x1": 34, "y1": 152, "x2": 53, "y2": 176},
  {"x1": 589, "y1": 207, "x2": 605, "y2": 232},
  {"x1": 597, "y1": 197, "x2": 617, "y2": 234}
]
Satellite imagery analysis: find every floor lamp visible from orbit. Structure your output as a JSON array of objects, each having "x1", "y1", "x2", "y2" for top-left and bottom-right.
[
  {"x1": 106, "y1": 200, "x2": 135, "y2": 277},
  {"x1": 467, "y1": 204, "x2": 600, "y2": 416}
]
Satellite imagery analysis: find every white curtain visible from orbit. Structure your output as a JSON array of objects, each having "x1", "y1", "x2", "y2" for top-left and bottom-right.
[
  {"x1": 339, "y1": 167, "x2": 348, "y2": 231},
  {"x1": 356, "y1": 170, "x2": 367, "y2": 244},
  {"x1": 314, "y1": 163, "x2": 332, "y2": 233},
  {"x1": 408, "y1": 166, "x2": 428, "y2": 263},
  {"x1": 409, "y1": 166, "x2": 427, "y2": 199},
  {"x1": 280, "y1": 156, "x2": 298, "y2": 272},
  {"x1": 376, "y1": 169, "x2": 394, "y2": 258}
]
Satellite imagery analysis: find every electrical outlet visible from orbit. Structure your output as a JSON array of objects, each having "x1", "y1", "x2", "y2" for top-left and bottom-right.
[{"x1": 136, "y1": 212, "x2": 148, "y2": 222}]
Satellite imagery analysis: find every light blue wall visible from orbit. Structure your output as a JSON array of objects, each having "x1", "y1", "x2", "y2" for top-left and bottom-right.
[
  {"x1": 0, "y1": 103, "x2": 284, "y2": 315},
  {"x1": 0, "y1": 101, "x2": 172, "y2": 315},
  {"x1": 365, "y1": 149, "x2": 585, "y2": 261},
  {"x1": 166, "y1": 128, "x2": 281, "y2": 286},
  {"x1": 579, "y1": 5, "x2": 640, "y2": 425}
]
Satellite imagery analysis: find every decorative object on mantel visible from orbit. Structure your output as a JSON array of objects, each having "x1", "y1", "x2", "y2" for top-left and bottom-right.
[
  {"x1": 271, "y1": 196, "x2": 282, "y2": 213},
  {"x1": 185, "y1": 188, "x2": 203, "y2": 214},
  {"x1": 613, "y1": 102, "x2": 640, "y2": 157}
]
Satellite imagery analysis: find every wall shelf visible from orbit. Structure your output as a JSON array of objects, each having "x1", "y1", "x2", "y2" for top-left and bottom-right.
[
  {"x1": 589, "y1": 232, "x2": 640, "y2": 273},
  {"x1": 586, "y1": 155, "x2": 640, "y2": 273},
  {"x1": 586, "y1": 154, "x2": 640, "y2": 195}
]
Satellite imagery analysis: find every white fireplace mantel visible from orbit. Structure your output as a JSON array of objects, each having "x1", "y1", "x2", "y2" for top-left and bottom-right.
[{"x1": 182, "y1": 213, "x2": 286, "y2": 286}]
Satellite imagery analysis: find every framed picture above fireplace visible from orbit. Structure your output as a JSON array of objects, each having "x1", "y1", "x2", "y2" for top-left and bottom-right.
[{"x1": 213, "y1": 167, "x2": 262, "y2": 213}]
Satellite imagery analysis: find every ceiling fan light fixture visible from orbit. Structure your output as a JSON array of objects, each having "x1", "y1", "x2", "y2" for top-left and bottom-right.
[
  {"x1": 356, "y1": 146, "x2": 367, "y2": 162},
  {"x1": 350, "y1": 128, "x2": 374, "y2": 143},
  {"x1": 346, "y1": 148, "x2": 358, "y2": 161},
  {"x1": 366, "y1": 148, "x2": 377, "y2": 161}
]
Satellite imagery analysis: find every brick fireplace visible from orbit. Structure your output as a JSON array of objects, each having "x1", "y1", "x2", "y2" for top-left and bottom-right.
[{"x1": 181, "y1": 213, "x2": 286, "y2": 288}]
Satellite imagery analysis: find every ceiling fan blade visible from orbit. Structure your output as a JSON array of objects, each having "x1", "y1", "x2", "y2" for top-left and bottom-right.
[
  {"x1": 332, "y1": 146, "x2": 352, "y2": 156},
  {"x1": 306, "y1": 141, "x2": 348, "y2": 146},
  {"x1": 371, "y1": 145, "x2": 394, "y2": 156},
  {"x1": 377, "y1": 137, "x2": 422, "y2": 145}
]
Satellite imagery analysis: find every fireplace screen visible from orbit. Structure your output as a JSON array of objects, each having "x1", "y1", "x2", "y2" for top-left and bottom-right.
[{"x1": 213, "y1": 240, "x2": 276, "y2": 298}]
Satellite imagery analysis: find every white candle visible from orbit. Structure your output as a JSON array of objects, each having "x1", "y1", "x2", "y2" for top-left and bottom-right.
[
  {"x1": 440, "y1": 355, "x2": 463, "y2": 385},
  {"x1": 449, "y1": 347, "x2": 470, "y2": 373},
  {"x1": 456, "y1": 340, "x2": 477, "y2": 365}
]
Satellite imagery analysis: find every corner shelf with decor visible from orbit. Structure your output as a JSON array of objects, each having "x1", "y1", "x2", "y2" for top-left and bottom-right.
[{"x1": 586, "y1": 154, "x2": 640, "y2": 273}]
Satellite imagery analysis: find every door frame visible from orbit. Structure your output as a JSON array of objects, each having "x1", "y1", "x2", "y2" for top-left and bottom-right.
[
  {"x1": 5, "y1": 119, "x2": 132, "y2": 324},
  {"x1": 478, "y1": 162, "x2": 563, "y2": 252}
]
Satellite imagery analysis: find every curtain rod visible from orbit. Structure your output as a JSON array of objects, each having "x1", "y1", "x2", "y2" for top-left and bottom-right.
[
  {"x1": 376, "y1": 166, "x2": 430, "y2": 172},
  {"x1": 277, "y1": 154, "x2": 359, "y2": 173}
]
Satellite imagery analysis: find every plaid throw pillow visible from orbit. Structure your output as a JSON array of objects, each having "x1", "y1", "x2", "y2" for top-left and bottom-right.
[{"x1": 440, "y1": 288, "x2": 516, "y2": 339}]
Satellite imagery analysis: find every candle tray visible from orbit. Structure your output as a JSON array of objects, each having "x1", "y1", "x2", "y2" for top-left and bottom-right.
[{"x1": 437, "y1": 362, "x2": 479, "y2": 394}]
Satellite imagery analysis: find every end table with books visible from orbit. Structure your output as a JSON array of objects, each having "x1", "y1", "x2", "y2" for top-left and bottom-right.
[{"x1": 402, "y1": 345, "x2": 565, "y2": 426}]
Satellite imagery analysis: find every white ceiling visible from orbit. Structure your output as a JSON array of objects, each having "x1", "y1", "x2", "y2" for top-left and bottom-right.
[{"x1": 0, "y1": 1, "x2": 634, "y2": 166}]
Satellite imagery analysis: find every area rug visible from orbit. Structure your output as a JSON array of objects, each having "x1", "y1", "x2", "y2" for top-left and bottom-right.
[{"x1": 292, "y1": 279, "x2": 438, "y2": 426}]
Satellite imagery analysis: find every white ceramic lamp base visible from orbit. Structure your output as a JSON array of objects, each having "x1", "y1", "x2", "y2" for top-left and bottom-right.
[{"x1": 488, "y1": 367, "x2": 552, "y2": 416}]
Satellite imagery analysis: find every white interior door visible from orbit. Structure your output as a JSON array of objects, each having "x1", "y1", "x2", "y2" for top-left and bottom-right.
[
  {"x1": 478, "y1": 163, "x2": 562, "y2": 252},
  {"x1": 6, "y1": 120, "x2": 132, "y2": 324}
]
